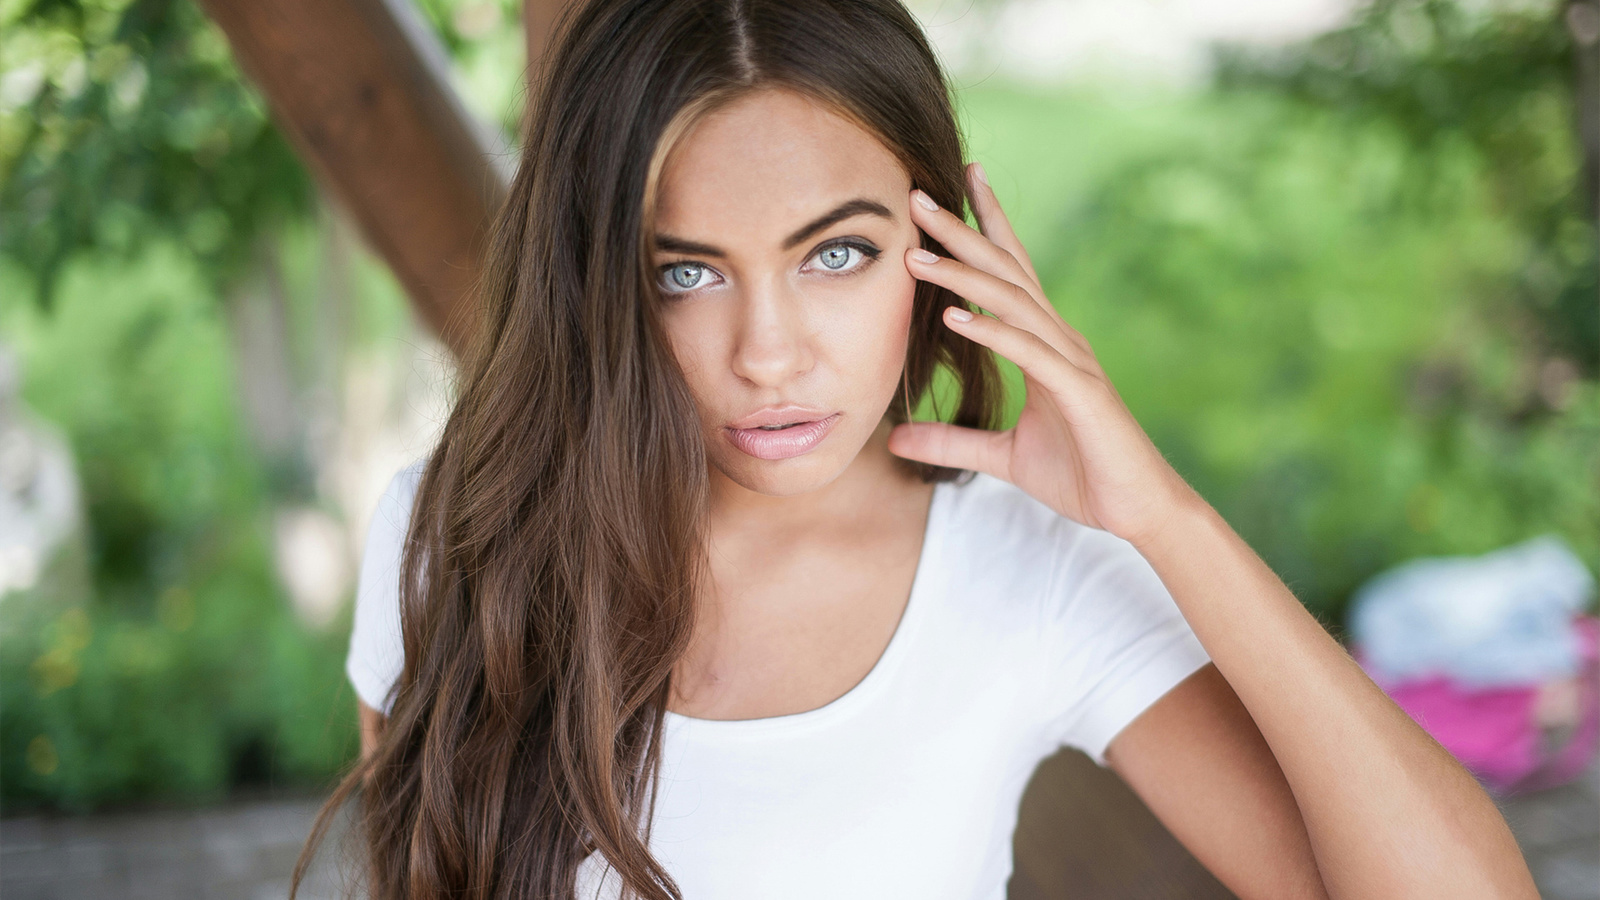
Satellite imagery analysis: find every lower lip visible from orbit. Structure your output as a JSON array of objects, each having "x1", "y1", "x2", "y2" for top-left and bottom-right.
[{"x1": 725, "y1": 413, "x2": 841, "y2": 460}]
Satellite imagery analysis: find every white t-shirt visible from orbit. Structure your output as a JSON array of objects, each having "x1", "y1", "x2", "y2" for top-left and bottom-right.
[{"x1": 346, "y1": 459, "x2": 1212, "y2": 900}]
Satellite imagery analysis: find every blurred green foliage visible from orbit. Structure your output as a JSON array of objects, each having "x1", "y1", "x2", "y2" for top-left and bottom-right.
[
  {"x1": 967, "y1": 0, "x2": 1598, "y2": 622},
  {"x1": 1216, "y1": 0, "x2": 1598, "y2": 373},
  {"x1": 0, "y1": 246, "x2": 357, "y2": 811},
  {"x1": 0, "y1": 0, "x2": 349, "y2": 812},
  {"x1": 409, "y1": 0, "x2": 529, "y2": 133},
  {"x1": 0, "y1": 0, "x2": 1595, "y2": 811},
  {"x1": 971, "y1": 86, "x2": 1598, "y2": 622},
  {"x1": 1, "y1": 0, "x2": 312, "y2": 304}
]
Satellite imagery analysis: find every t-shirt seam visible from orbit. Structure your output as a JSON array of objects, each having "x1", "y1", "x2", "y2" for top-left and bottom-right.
[
  {"x1": 346, "y1": 653, "x2": 396, "y2": 713},
  {"x1": 1069, "y1": 626, "x2": 1211, "y2": 763},
  {"x1": 1046, "y1": 610, "x2": 1181, "y2": 735}
]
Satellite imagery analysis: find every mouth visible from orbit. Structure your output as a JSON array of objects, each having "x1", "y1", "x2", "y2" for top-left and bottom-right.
[{"x1": 724, "y1": 412, "x2": 841, "y2": 460}]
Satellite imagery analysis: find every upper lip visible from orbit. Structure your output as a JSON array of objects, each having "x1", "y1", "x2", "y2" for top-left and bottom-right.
[{"x1": 726, "y1": 405, "x2": 836, "y2": 430}]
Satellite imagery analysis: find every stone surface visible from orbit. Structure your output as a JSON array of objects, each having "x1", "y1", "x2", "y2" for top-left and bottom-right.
[
  {"x1": 0, "y1": 795, "x2": 354, "y2": 900},
  {"x1": 1498, "y1": 761, "x2": 1600, "y2": 900},
  {"x1": 0, "y1": 759, "x2": 1595, "y2": 899}
]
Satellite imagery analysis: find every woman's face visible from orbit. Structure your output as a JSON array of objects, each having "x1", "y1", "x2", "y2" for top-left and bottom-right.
[{"x1": 651, "y1": 87, "x2": 920, "y2": 498}]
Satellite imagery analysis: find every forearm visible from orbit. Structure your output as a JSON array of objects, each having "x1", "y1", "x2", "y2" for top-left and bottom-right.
[
  {"x1": 1134, "y1": 490, "x2": 1537, "y2": 900},
  {"x1": 891, "y1": 165, "x2": 1537, "y2": 895}
]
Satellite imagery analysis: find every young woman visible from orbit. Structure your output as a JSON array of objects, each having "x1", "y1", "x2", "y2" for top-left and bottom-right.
[{"x1": 295, "y1": 0, "x2": 1538, "y2": 898}]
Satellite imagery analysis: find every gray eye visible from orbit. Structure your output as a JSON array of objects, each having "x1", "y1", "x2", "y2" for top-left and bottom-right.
[
  {"x1": 818, "y1": 245, "x2": 854, "y2": 270},
  {"x1": 666, "y1": 264, "x2": 704, "y2": 290}
]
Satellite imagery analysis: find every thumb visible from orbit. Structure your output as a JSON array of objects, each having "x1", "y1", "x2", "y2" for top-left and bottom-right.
[{"x1": 888, "y1": 422, "x2": 1011, "y2": 480}]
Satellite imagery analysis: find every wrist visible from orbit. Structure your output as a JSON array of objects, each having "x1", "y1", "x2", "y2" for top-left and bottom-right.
[{"x1": 1129, "y1": 479, "x2": 1217, "y2": 559}]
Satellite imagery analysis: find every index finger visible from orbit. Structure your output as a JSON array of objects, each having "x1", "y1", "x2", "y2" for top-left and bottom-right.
[{"x1": 910, "y1": 189, "x2": 1045, "y2": 315}]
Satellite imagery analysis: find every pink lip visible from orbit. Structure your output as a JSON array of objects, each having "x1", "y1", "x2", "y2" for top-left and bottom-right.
[{"x1": 725, "y1": 412, "x2": 841, "y2": 460}]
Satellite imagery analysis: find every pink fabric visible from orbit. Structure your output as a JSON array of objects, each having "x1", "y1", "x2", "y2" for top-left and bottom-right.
[{"x1": 1355, "y1": 616, "x2": 1600, "y2": 796}]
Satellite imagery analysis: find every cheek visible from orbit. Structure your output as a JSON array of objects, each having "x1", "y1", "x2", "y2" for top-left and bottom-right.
[{"x1": 819, "y1": 265, "x2": 918, "y2": 387}]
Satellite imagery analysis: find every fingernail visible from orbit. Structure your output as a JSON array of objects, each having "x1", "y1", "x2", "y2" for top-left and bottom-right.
[
  {"x1": 910, "y1": 248, "x2": 940, "y2": 264},
  {"x1": 972, "y1": 162, "x2": 989, "y2": 186},
  {"x1": 913, "y1": 190, "x2": 939, "y2": 212},
  {"x1": 946, "y1": 306, "x2": 973, "y2": 322}
]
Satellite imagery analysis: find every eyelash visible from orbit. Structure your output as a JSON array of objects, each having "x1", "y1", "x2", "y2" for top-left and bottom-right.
[{"x1": 656, "y1": 238, "x2": 882, "y2": 296}]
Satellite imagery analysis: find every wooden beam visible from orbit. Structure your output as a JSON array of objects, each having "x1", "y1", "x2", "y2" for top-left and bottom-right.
[
  {"x1": 524, "y1": 0, "x2": 577, "y2": 91},
  {"x1": 198, "y1": 0, "x2": 509, "y2": 357}
]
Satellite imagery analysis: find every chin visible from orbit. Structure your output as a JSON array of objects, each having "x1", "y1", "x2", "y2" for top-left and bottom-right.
[{"x1": 709, "y1": 450, "x2": 849, "y2": 497}]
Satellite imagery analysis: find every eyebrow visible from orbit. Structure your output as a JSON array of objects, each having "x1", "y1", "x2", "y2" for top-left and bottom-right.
[{"x1": 652, "y1": 198, "x2": 896, "y2": 258}]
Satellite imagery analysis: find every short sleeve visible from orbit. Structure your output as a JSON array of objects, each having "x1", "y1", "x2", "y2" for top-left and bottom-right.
[
  {"x1": 345, "y1": 459, "x2": 426, "y2": 715},
  {"x1": 1035, "y1": 527, "x2": 1212, "y2": 766}
]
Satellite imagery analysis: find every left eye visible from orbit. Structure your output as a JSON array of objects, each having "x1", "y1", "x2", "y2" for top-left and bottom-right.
[{"x1": 813, "y1": 243, "x2": 862, "y2": 272}]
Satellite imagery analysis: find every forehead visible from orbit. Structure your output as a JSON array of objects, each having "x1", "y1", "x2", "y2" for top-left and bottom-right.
[{"x1": 653, "y1": 88, "x2": 909, "y2": 245}]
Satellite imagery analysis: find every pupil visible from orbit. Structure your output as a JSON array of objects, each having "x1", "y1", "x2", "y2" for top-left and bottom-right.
[
  {"x1": 670, "y1": 265, "x2": 702, "y2": 289},
  {"x1": 821, "y1": 246, "x2": 850, "y2": 269}
]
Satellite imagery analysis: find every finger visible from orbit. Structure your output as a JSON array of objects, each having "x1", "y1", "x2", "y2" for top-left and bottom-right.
[
  {"x1": 939, "y1": 305, "x2": 1104, "y2": 406},
  {"x1": 888, "y1": 420, "x2": 1013, "y2": 480},
  {"x1": 911, "y1": 187, "x2": 1096, "y2": 360},
  {"x1": 910, "y1": 188, "x2": 1042, "y2": 308},
  {"x1": 965, "y1": 162, "x2": 1041, "y2": 287},
  {"x1": 965, "y1": 166, "x2": 1101, "y2": 359},
  {"x1": 907, "y1": 247, "x2": 1092, "y2": 370}
]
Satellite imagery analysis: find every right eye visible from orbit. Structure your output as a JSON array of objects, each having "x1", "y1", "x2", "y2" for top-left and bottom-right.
[{"x1": 658, "y1": 262, "x2": 723, "y2": 294}]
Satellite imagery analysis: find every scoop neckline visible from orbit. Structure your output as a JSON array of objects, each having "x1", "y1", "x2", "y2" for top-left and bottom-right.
[{"x1": 663, "y1": 478, "x2": 951, "y2": 739}]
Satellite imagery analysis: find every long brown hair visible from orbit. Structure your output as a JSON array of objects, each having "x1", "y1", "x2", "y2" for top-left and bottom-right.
[{"x1": 293, "y1": 1, "x2": 1002, "y2": 897}]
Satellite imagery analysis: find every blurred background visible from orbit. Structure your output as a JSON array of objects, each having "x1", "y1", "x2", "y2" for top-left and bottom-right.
[{"x1": 0, "y1": 0, "x2": 1596, "y2": 897}]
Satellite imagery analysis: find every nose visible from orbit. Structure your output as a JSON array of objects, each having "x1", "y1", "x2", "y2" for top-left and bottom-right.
[{"x1": 729, "y1": 280, "x2": 814, "y2": 388}]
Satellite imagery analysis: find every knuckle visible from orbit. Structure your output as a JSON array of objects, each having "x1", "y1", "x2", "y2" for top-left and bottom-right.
[{"x1": 1010, "y1": 257, "x2": 1037, "y2": 288}]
